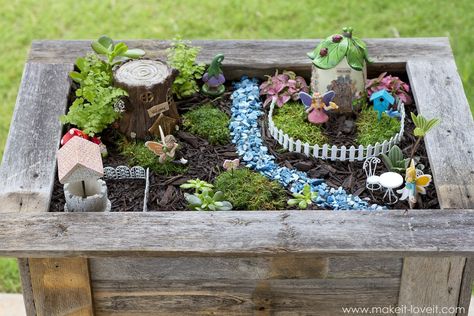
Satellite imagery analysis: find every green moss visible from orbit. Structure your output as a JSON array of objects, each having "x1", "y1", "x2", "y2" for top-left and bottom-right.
[
  {"x1": 214, "y1": 168, "x2": 287, "y2": 210},
  {"x1": 182, "y1": 104, "x2": 230, "y2": 145},
  {"x1": 272, "y1": 102, "x2": 328, "y2": 145},
  {"x1": 356, "y1": 107, "x2": 401, "y2": 146},
  {"x1": 119, "y1": 138, "x2": 187, "y2": 176}
]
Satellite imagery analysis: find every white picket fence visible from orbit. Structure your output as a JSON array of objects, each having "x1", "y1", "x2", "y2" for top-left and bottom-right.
[{"x1": 267, "y1": 99, "x2": 406, "y2": 162}]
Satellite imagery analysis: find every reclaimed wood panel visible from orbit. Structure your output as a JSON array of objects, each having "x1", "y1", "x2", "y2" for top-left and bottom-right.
[
  {"x1": 92, "y1": 278, "x2": 400, "y2": 316},
  {"x1": 398, "y1": 257, "x2": 466, "y2": 316},
  {"x1": 0, "y1": 210, "x2": 472, "y2": 257},
  {"x1": 0, "y1": 62, "x2": 73, "y2": 213},
  {"x1": 29, "y1": 258, "x2": 93, "y2": 316},
  {"x1": 407, "y1": 59, "x2": 474, "y2": 209},
  {"x1": 89, "y1": 256, "x2": 402, "y2": 281},
  {"x1": 28, "y1": 38, "x2": 453, "y2": 79}
]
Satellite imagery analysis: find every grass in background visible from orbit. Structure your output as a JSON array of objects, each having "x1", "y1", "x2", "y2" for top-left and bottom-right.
[
  {"x1": 0, "y1": 259, "x2": 21, "y2": 293},
  {"x1": 0, "y1": 0, "x2": 473, "y2": 293}
]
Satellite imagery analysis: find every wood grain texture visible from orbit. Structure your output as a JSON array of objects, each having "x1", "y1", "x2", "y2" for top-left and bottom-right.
[
  {"x1": 0, "y1": 210, "x2": 472, "y2": 257},
  {"x1": 89, "y1": 256, "x2": 402, "y2": 281},
  {"x1": 398, "y1": 257, "x2": 466, "y2": 316},
  {"x1": 0, "y1": 62, "x2": 73, "y2": 213},
  {"x1": 407, "y1": 59, "x2": 474, "y2": 209},
  {"x1": 28, "y1": 38, "x2": 453, "y2": 79},
  {"x1": 457, "y1": 258, "x2": 474, "y2": 316},
  {"x1": 92, "y1": 278, "x2": 400, "y2": 316},
  {"x1": 29, "y1": 258, "x2": 93, "y2": 316},
  {"x1": 17, "y1": 258, "x2": 37, "y2": 316}
]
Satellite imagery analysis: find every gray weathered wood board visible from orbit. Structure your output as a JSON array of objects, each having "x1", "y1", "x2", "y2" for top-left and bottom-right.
[
  {"x1": 0, "y1": 210, "x2": 472, "y2": 257},
  {"x1": 92, "y1": 278, "x2": 400, "y2": 316},
  {"x1": 28, "y1": 38, "x2": 453, "y2": 79},
  {"x1": 0, "y1": 63, "x2": 72, "y2": 213}
]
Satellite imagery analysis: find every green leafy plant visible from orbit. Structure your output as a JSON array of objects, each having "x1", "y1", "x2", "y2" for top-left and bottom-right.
[
  {"x1": 272, "y1": 102, "x2": 328, "y2": 145},
  {"x1": 307, "y1": 27, "x2": 370, "y2": 71},
  {"x1": 356, "y1": 106, "x2": 401, "y2": 146},
  {"x1": 182, "y1": 103, "x2": 230, "y2": 145},
  {"x1": 410, "y1": 113, "x2": 441, "y2": 158},
  {"x1": 91, "y1": 35, "x2": 145, "y2": 69},
  {"x1": 287, "y1": 184, "x2": 318, "y2": 209},
  {"x1": 167, "y1": 39, "x2": 205, "y2": 99},
  {"x1": 180, "y1": 179, "x2": 232, "y2": 211},
  {"x1": 119, "y1": 138, "x2": 187, "y2": 175},
  {"x1": 62, "y1": 54, "x2": 127, "y2": 135},
  {"x1": 214, "y1": 168, "x2": 287, "y2": 210}
]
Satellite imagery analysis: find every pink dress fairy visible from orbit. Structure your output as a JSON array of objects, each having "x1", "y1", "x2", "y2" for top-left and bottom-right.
[{"x1": 299, "y1": 91, "x2": 339, "y2": 124}]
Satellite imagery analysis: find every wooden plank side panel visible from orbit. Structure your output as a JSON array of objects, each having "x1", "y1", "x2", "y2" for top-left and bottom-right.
[
  {"x1": 17, "y1": 258, "x2": 37, "y2": 316},
  {"x1": 0, "y1": 210, "x2": 473, "y2": 257},
  {"x1": 28, "y1": 38, "x2": 453, "y2": 79},
  {"x1": 0, "y1": 62, "x2": 72, "y2": 213},
  {"x1": 29, "y1": 258, "x2": 93, "y2": 316},
  {"x1": 90, "y1": 256, "x2": 401, "y2": 315},
  {"x1": 92, "y1": 278, "x2": 400, "y2": 316},
  {"x1": 407, "y1": 59, "x2": 474, "y2": 209},
  {"x1": 89, "y1": 256, "x2": 402, "y2": 281},
  {"x1": 457, "y1": 258, "x2": 474, "y2": 316},
  {"x1": 398, "y1": 257, "x2": 466, "y2": 316}
]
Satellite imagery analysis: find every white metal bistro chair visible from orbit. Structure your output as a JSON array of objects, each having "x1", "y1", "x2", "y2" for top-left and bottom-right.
[{"x1": 363, "y1": 157, "x2": 381, "y2": 191}]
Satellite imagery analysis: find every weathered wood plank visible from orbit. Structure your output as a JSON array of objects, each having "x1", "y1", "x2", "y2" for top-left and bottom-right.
[
  {"x1": 457, "y1": 258, "x2": 474, "y2": 316},
  {"x1": 29, "y1": 258, "x2": 93, "y2": 316},
  {"x1": 398, "y1": 257, "x2": 466, "y2": 316},
  {"x1": 407, "y1": 59, "x2": 474, "y2": 209},
  {"x1": 89, "y1": 256, "x2": 402, "y2": 281},
  {"x1": 28, "y1": 38, "x2": 452, "y2": 79},
  {"x1": 17, "y1": 258, "x2": 37, "y2": 316},
  {"x1": 0, "y1": 210, "x2": 472, "y2": 257},
  {"x1": 92, "y1": 278, "x2": 400, "y2": 316},
  {"x1": 0, "y1": 62, "x2": 73, "y2": 213}
]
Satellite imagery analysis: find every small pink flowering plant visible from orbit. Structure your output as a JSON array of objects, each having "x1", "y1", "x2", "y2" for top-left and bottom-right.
[
  {"x1": 259, "y1": 70, "x2": 309, "y2": 108},
  {"x1": 366, "y1": 72, "x2": 413, "y2": 105}
]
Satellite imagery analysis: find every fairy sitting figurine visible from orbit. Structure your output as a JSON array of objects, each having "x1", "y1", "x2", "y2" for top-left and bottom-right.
[
  {"x1": 397, "y1": 159, "x2": 432, "y2": 208},
  {"x1": 299, "y1": 91, "x2": 339, "y2": 124}
]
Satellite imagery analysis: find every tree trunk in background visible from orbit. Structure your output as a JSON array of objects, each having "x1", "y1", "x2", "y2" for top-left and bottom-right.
[{"x1": 114, "y1": 59, "x2": 179, "y2": 139}]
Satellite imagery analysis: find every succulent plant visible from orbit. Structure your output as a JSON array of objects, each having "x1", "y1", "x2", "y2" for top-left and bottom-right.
[
  {"x1": 181, "y1": 179, "x2": 232, "y2": 211},
  {"x1": 259, "y1": 70, "x2": 309, "y2": 107},
  {"x1": 307, "y1": 27, "x2": 370, "y2": 71},
  {"x1": 366, "y1": 72, "x2": 413, "y2": 105},
  {"x1": 287, "y1": 184, "x2": 318, "y2": 209}
]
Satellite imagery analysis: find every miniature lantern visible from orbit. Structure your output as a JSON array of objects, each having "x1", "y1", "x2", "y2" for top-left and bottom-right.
[
  {"x1": 307, "y1": 27, "x2": 370, "y2": 113},
  {"x1": 202, "y1": 54, "x2": 226, "y2": 96},
  {"x1": 57, "y1": 137, "x2": 110, "y2": 212},
  {"x1": 370, "y1": 89, "x2": 395, "y2": 120},
  {"x1": 114, "y1": 59, "x2": 179, "y2": 139}
]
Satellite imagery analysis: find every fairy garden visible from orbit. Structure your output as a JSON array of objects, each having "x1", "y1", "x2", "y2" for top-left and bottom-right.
[{"x1": 51, "y1": 28, "x2": 441, "y2": 212}]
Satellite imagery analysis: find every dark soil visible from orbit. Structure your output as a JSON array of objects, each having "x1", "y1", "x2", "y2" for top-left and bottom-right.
[{"x1": 50, "y1": 88, "x2": 439, "y2": 212}]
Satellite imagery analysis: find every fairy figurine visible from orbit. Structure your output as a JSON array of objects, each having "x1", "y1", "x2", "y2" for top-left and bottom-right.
[
  {"x1": 397, "y1": 159, "x2": 432, "y2": 208},
  {"x1": 145, "y1": 126, "x2": 179, "y2": 164},
  {"x1": 299, "y1": 91, "x2": 339, "y2": 124}
]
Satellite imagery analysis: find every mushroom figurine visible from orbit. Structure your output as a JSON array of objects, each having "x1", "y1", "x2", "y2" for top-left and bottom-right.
[{"x1": 202, "y1": 54, "x2": 225, "y2": 97}]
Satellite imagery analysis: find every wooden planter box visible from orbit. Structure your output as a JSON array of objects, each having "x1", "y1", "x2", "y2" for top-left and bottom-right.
[{"x1": 0, "y1": 38, "x2": 473, "y2": 316}]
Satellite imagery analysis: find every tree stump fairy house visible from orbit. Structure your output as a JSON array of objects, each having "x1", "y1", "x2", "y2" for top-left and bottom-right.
[
  {"x1": 308, "y1": 27, "x2": 370, "y2": 113},
  {"x1": 114, "y1": 59, "x2": 179, "y2": 139}
]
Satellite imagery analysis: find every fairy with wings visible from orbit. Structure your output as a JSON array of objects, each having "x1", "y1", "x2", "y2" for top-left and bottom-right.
[
  {"x1": 298, "y1": 91, "x2": 339, "y2": 124},
  {"x1": 145, "y1": 126, "x2": 179, "y2": 164},
  {"x1": 397, "y1": 159, "x2": 432, "y2": 208}
]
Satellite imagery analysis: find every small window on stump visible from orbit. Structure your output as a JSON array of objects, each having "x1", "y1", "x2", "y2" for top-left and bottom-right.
[{"x1": 141, "y1": 91, "x2": 154, "y2": 104}]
